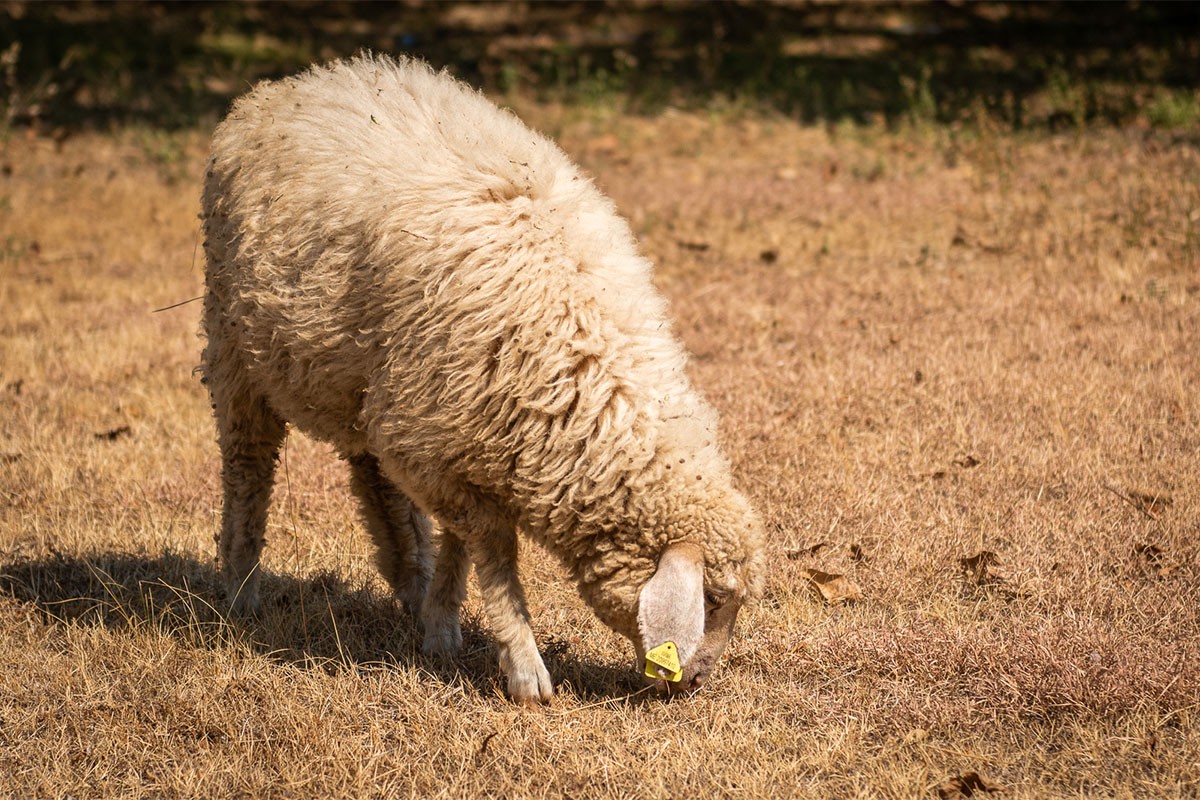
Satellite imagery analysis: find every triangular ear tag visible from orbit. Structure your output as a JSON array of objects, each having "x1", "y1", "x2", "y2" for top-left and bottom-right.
[{"x1": 644, "y1": 641, "x2": 684, "y2": 682}]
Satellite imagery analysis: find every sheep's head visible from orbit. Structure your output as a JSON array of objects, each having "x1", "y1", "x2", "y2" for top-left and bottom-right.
[
  {"x1": 576, "y1": 484, "x2": 766, "y2": 693},
  {"x1": 634, "y1": 541, "x2": 753, "y2": 693}
]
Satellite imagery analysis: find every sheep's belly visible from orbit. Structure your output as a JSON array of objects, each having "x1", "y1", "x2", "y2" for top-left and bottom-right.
[{"x1": 239, "y1": 318, "x2": 375, "y2": 454}]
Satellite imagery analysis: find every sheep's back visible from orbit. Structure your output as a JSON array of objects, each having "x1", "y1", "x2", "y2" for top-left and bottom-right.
[{"x1": 203, "y1": 56, "x2": 704, "y2": 520}]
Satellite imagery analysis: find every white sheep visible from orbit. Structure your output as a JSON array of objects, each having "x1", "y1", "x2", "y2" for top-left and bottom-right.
[{"x1": 201, "y1": 54, "x2": 765, "y2": 704}]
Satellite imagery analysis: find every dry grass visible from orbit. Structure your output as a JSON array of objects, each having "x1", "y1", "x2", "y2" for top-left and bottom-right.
[{"x1": 1, "y1": 107, "x2": 1197, "y2": 798}]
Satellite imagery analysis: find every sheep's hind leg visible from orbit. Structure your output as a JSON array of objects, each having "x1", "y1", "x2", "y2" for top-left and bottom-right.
[
  {"x1": 347, "y1": 453, "x2": 433, "y2": 618},
  {"x1": 420, "y1": 529, "x2": 469, "y2": 657},
  {"x1": 214, "y1": 391, "x2": 286, "y2": 615}
]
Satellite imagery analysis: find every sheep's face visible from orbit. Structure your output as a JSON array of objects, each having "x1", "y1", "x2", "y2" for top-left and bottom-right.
[
  {"x1": 576, "y1": 489, "x2": 765, "y2": 693},
  {"x1": 632, "y1": 542, "x2": 749, "y2": 693}
]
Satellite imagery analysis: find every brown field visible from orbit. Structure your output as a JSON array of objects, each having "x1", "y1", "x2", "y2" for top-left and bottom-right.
[{"x1": 1, "y1": 99, "x2": 1198, "y2": 797}]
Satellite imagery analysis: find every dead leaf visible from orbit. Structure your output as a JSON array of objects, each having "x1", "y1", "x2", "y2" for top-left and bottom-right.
[
  {"x1": 1134, "y1": 543, "x2": 1181, "y2": 578},
  {"x1": 946, "y1": 226, "x2": 1007, "y2": 255},
  {"x1": 785, "y1": 541, "x2": 828, "y2": 560},
  {"x1": 94, "y1": 425, "x2": 131, "y2": 442},
  {"x1": 1129, "y1": 490, "x2": 1172, "y2": 518},
  {"x1": 1036, "y1": 482, "x2": 1067, "y2": 501},
  {"x1": 541, "y1": 635, "x2": 570, "y2": 658},
  {"x1": 801, "y1": 568, "x2": 861, "y2": 605},
  {"x1": 1136, "y1": 543, "x2": 1165, "y2": 561},
  {"x1": 476, "y1": 731, "x2": 499, "y2": 764},
  {"x1": 938, "y1": 771, "x2": 1005, "y2": 798},
  {"x1": 953, "y1": 454, "x2": 981, "y2": 469},
  {"x1": 1104, "y1": 484, "x2": 1172, "y2": 520},
  {"x1": 959, "y1": 551, "x2": 999, "y2": 584},
  {"x1": 759, "y1": 248, "x2": 779, "y2": 264},
  {"x1": 958, "y1": 551, "x2": 1022, "y2": 599},
  {"x1": 677, "y1": 239, "x2": 711, "y2": 252},
  {"x1": 850, "y1": 543, "x2": 866, "y2": 562}
]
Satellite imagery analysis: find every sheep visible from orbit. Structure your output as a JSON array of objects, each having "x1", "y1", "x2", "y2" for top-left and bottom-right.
[{"x1": 200, "y1": 54, "x2": 766, "y2": 704}]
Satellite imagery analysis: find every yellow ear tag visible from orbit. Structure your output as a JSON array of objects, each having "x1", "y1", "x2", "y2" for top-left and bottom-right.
[{"x1": 644, "y1": 641, "x2": 684, "y2": 682}]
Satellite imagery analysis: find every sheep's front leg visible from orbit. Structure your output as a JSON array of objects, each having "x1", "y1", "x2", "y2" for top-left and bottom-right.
[{"x1": 470, "y1": 528, "x2": 554, "y2": 705}]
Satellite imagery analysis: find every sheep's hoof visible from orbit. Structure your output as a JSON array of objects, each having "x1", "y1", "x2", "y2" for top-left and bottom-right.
[
  {"x1": 420, "y1": 618, "x2": 463, "y2": 657},
  {"x1": 506, "y1": 662, "x2": 554, "y2": 705},
  {"x1": 225, "y1": 587, "x2": 261, "y2": 617},
  {"x1": 400, "y1": 594, "x2": 424, "y2": 622},
  {"x1": 399, "y1": 575, "x2": 430, "y2": 621}
]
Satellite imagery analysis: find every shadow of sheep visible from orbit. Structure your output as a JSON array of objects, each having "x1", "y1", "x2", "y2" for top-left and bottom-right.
[{"x1": 0, "y1": 549, "x2": 644, "y2": 703}]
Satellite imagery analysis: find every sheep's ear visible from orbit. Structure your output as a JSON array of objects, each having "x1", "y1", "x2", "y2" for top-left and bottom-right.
[{"x1": 638, "y1": 543, "x2": 705, "y2": 666}]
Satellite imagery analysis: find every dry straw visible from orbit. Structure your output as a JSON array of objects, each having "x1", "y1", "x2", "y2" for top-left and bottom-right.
[{"x1": 0, "y1": 108, "x2": 1196, "y2": 797}]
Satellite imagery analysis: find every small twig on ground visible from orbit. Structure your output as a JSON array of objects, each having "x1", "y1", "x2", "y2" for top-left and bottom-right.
[
  {"x1": 549, "y1": 684, "x2": 656, "y2": 716},
  {"x1": 1102, "y1": 483, "x2": 1156, "y2": 521},
  {"x1": 153, "y1": 295, "x2": 204, "y2": 313}
]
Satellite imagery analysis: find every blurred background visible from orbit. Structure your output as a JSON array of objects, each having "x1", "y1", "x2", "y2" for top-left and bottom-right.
[{"x1": 3, "y1": 0, "x2": 1198, "y2": 133}]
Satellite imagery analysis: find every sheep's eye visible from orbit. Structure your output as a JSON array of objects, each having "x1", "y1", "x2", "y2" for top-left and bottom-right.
[{"x1": 704, "y1": 590, "x2": 726, "y2": 610}]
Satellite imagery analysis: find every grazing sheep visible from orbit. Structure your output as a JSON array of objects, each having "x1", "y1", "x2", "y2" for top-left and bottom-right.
[{"x1": 201, "y1": 54, "x2": 766, "y2": 703}]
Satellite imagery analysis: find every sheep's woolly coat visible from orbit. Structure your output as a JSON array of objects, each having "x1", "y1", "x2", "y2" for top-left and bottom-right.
[{"x1": 202, "y1": 55, "x2": 764, "y2": 670}]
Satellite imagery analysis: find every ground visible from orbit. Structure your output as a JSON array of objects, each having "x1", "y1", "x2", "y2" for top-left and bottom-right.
[{"x1": 1, "y1": 32, "x2": 1198, "y2": 800}]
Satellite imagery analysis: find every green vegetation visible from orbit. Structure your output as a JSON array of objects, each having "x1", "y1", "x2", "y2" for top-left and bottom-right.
[{"x1": 1, "y1": 2, "x2": 1198, "y2": 133}]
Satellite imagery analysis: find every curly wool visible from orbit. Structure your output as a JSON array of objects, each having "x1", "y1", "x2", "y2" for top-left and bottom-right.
[{"x1": 202, "y1": 54, "x2": 764, "y2": 634}]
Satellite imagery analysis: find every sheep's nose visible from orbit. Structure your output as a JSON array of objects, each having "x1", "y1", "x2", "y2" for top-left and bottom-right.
[{"x1": 661, "y1": 673, "x2": 706, "y2": 696}]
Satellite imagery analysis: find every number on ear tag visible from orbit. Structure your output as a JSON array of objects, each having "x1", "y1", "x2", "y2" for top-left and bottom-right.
[{"x1": 644, "y1": 641, "x2": 684, "y2": 682}]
